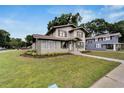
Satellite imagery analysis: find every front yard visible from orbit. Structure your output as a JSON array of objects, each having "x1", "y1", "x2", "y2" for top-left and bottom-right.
[
  {"x1": 83, "y1": 51, "x2": 124, "y2": 60},
  {"x1": 0, "y1": 50, "x2": 120, "y2": 88}
]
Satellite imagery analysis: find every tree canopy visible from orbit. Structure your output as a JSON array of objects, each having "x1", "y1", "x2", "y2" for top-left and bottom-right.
[
  {"x1": 0, "y1": 29, "x2": 26, "y2": 49},
  {"x1": 9, "y1": 38, "x2": 25, "y2": 49},
  {"x1": 47, "y1": 13, "x2": 82, "y2": 31},
  {"x1": 80, "y1": 19, "x2": 110, "y2": 36},
  {"x1": 114, "y1": 21, "x2": 124, "y2": 42},
  {"x1": 0, "y1": 29, "x2": 10, "y2": 47},
  {"x1": 25, "y1": 35, "x2": 33, "y2": 46}
]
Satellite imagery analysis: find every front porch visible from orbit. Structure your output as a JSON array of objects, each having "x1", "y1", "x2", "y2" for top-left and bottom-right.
[
  {"x1": 102, "y1": 43, "x2": 124, "y2": 51},
  {"x1": 66, "y1": 38, "x2": 85, "y2": 52}
]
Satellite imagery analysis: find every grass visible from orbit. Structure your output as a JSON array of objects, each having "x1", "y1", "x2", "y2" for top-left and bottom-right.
[
  {"x1": 0, "y1": 50, "x2": 120, "y2": 88},
  {"x1": 83, "y1": 51, "x2": 124, "y2": 60}
]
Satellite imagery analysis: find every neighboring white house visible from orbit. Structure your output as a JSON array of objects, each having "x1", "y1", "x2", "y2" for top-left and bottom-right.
[{"x1": 32, "y1": 24, "x2": 87, "y2": 54}]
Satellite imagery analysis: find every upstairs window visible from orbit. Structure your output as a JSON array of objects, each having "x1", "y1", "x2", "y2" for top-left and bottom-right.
[
  {"x1": 110, "y1": 36, "x2": 113, "y2": 40},
  {"x1": 77, "y1": 32, "x2": 83, "y2": 38},
  {"x1": 98, "y1": 38, "x2": 103, "y2": 41},
  {"x1": 106, "y1": 37, "x2": 110, "y2": 40},
  {"x1": 95, "y1": 38, "x2": 98, "y2": 42},
  {"x1": 58, "y1": 30, "x2": 67, "y2": 37},
  {"x1": 87, "y1": 39, "x2": 93, "y2": 43}
]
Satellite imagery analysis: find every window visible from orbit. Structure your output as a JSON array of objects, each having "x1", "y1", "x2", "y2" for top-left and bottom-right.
[
  {"x1": 110, "y1": 36, "x2": 113, "y2": 40},
  {"x1": 87, "y1": 39, "x2": 94, "y2": 43},
  {"x1": 42, "y1": 40, "x2": 47, "y2": 49},
  {"x1": 90, "y1": 39, "x2": 95, "y2": 43},
  {"x1": 103, "y1": 37, "x2": 106, "y2": 41},
  {"x1": 58, "y1": 30, "x2": 60, "y2": 36},
  {"x1": 77, "y1": 32, "x2": 83, "y2": 38},
  {"x1": 98, "y1": 38, "x2": 103, "y2": 41},
  {"x1": 61, "y1": 41, "x2": 68, "y2": 48},
  {"x1": 96, "y1": 44, "x2": 101, "y2": 48},
  {"x1": 49, "y1": 41, "x2": 53, "y2": 49},
  {"x1": 77, "y1": 42, "x2": 84, "y2": 48},
  {"x1": 103, "y1": 37, "x2": 110, "y2": 41},
  {"x1": 58, "y1": 30, "x2": 67, "y2": 37},
  {"x1": 64, "y1": 31, "x2": 67, "y2": 37},
  {"x1": 95, "y1": 39, "x2": 98, "y2": 42},
  {"x1": 106, "y1": 37, "x2": 110, "y2": 40}
]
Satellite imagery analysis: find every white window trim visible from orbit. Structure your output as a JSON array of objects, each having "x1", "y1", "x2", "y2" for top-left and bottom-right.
[
  {"x1": 96, "y1": 44, "x2": 101, "y2": 48},
  {"x1": 95, "y1": 38, "x2": 98, "y2": 42}
]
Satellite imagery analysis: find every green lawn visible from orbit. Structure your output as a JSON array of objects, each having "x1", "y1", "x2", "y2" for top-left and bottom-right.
[
  {"x1": 0, "y1": 51, "x2": 120, "y2": 88},
  {"x1": 84, "y1": 51, "x2": 124, "y2": 60}
]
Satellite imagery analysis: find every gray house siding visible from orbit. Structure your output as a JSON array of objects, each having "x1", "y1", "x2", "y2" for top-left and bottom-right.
[
  {"x1": 36, "y1": 39, "x2": 68, "y2": 54},
  {"x1": 86, "y1": 35, "x2": 120, "y2": 50}
]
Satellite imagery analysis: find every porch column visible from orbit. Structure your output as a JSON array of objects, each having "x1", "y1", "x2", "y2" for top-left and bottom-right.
[{"x1": 113, "y1": 44, "x2": 116, "y2": 51}]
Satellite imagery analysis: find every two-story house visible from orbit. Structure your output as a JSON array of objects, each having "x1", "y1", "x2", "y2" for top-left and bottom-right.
[
  {"x1": 32, "y1": 24, "x2": 87, "y2": 54},
  {"x1": 86, "y1": 33, "x2": 123, "y2": 51}
]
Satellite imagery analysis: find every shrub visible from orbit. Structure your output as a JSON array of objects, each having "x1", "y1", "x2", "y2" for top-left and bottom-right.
[
  {"x1": 81, "y1": 50, "x2": 91, "y2": 53},
  {"x1": 22, "y1": 51, "x2": 71, "y2": 58},
  {"x1": 32, "y1": 52, "x2": 37, "y2": 56}
]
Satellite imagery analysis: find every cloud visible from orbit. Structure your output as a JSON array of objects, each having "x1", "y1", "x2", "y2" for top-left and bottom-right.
[
  {"x1": 47, "y1": 6, "x2": 97, "y2": 23},
  {"x1": 102, "y1": 5, "x2": 124, "y2": 11},
  {"x1": 0, "y1": 17, "x2": 44, "y2": 40},
  {"x1": 106, "y1": 11, "x2": 124, "y2": 22},
  {"x1": 108, "y1": 11, "x2": 124, "y2": 18},
  {"x1": 74, "y1": 8, "x2": 96, "y2": 23},
  {"x1": 100, "y1": 5, "x2": 124, "y2": 22},
  {"x1": 47, "y1": 6, "x2": 70, "y2": 15}
]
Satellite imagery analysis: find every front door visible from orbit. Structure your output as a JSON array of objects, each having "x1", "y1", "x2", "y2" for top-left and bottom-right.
[{"x1": 69, "y1": 41, "x2": 74, "y2": 51}]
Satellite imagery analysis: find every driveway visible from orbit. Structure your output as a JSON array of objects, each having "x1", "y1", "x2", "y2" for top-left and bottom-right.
[{"x1": 91, "y1": 64, "x2": 124, "y2": 88}]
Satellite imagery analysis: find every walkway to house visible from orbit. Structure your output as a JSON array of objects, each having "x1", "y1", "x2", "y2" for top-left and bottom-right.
[
  {"x1": 71, "y1": 51, "x2": 124, "y2": 64},
  {"x1": 71, "y1": 51, "x2": 124, "y2": 88},
  {"x1": 91, "y1": 64, "x2": 124, "y2": 88}
]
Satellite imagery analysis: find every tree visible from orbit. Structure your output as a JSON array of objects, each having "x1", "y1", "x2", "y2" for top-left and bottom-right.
[
  {"x1": 25, "y1": 35, "x2": 33, "y2": 46},
  {"x1": 47, "y1": 13, "x2": 82, "y2": 31},
  {"x1": 80, "y1": 19, "x2": 110, "y2": 37},
  {"x1": 114, "y1": 21, "x2": 124, "y2": 43},
  {"x1": 0, "y1": 29, "x2": 10, "y2": 47},
  {"x1": 9, "y1": 38, "x2": 25, "y2": 49}
]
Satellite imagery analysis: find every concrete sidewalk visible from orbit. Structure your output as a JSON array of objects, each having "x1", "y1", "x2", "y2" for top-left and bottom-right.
[
  {"x1": 0, "y1": 50, "x2": 16, "y2": 53},
  {"x1": 91, "y1": 64, "x2": 124, "y2": 88},
  {"x1": 71, "y1": 51, "x2": 124, "y2": 88},
  {"x1": 71, "y1": 52, "x2": 124, "y2": 64}
]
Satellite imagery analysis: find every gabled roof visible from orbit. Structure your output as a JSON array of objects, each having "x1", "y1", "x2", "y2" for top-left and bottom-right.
[
  {"x1": 86, "y1": 33, "x2": 121, "y2": 40},
  {"x1": 49, "y1": 24, "x2": 76, "y2": 30},
  {"x1": 46, "y1": 24, "x2": 76, "y2": 35},
  {"x1": 33, "y1": 34, "x2": 82, "y2": 41},
  {"x1": 69, "y1": 27, "x2": 88, "y2": 33},
  {"x1": 46, "y1": 24, "x2": 88, "y2": 35}
]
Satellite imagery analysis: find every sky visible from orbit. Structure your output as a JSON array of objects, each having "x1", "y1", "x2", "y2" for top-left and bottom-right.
[{"x1": 0, "y1": 5, "x2": 124, "y2": 40}]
